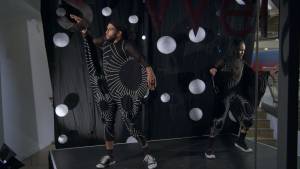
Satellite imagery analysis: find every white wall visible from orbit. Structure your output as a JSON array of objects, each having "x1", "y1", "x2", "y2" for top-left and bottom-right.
[
  {"x1": 0, "y1": 0, "x2": 53, "y2": 159},
  {"x1": 27, "y1": 19, "x2": 54, "y2": 150}
]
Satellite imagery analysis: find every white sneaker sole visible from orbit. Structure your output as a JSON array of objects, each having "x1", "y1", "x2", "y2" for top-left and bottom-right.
[
  {"x1": 234, "y1": 143, "x2": 253, "y2": 152},
  {"x1": 205, "y1": 152, "x2": 216, "y2": 159},
  {"x1": 148, "y1": 163, "x2": 157, "y2": 169},
  {"x1": 96, "y1": 161, "x2": 116, "y2": 168}
]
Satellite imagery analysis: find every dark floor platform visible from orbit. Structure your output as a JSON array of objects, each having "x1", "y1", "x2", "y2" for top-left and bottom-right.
[{"x1": 49, "y1": 136, "x2": 277, "y2": 169}]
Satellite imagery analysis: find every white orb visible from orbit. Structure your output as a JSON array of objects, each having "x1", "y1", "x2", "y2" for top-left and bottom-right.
[
  {"x1": 235, "y1": 0, "x2": 246, "y2": 5},
  {"x1": 102, "y1": 7, "x2": 112, "y2": 17},
  {"x1": 189, "y1": 108, "x2": 203, "y2": 121},
  {"x1": 189, "y1": 27, "x2": 206, "y2": 43},
  {"x1": 160, "y1": 93, "x2": 171, "y2": 103},
  {"x1": 142, "y1": 35, "x2": 146, "y2": 40},
  {"x1": 228, "y1": 111, "x2": 237, "y2": 123},
  {"x1": 56, "y1": 7, "x2": 66, "y2": 17},
  {"x1": 58, "y1": 134, "x2": 68, "y2": 144},
  {"x1": 53, "y1": 33, "x2": 70, "y2": 47},
  {"x1": 128, "y1": 15, "x2": 139, "y2": 24},
  {"x1": 55, "y1": 104, "x2": 69, "y2": 117},
  {"x1": 126, "y1": 136, "x2": 138, "y2": 143},
  {"x1": 189, "y1": 79, "x2": 206, "y2": 95},
  {"x1": 157, "y1": 36, "x2": 177, "y2": 54}
]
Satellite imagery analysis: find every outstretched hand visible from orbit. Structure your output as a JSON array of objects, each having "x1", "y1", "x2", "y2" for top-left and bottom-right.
[
  {"x1": 146, "y1": 66, "x2": 157, "y2": 90},
  {"x1": 70, "y1": 14, "x2": 88, "y2": 35}
]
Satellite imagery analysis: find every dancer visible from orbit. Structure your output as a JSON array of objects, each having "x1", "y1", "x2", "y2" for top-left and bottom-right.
[
  {"x1": 70, "y1": 14, "x2": 157, "y2": 169},
  {"x1": 205, "y1": 39, "x2": 256, "y2": 159}
]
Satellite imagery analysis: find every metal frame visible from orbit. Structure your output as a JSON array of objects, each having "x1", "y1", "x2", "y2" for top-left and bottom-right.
[{"x1": 277, "y1": 0, "x2": 300, "y2": 168}]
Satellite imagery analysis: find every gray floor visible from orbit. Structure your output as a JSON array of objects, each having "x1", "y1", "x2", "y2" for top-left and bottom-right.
[
  {"x1": 21, "y1": 144, "x2": 55, "y2": 169},
  {"x1": 50, "y1": 136, "x2": 277, "y2": 169}
]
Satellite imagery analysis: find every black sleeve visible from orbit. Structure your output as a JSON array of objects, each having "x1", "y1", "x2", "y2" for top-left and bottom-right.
[
  {"x1": 124, "y1": 41, "x2": 149, "y2": 67},
  {"x1": 82, "y1": 31, "x2": 106, "y2": 48},
  {"x1": 242, "y1": 63, "x2": 256, "y2": 106}
]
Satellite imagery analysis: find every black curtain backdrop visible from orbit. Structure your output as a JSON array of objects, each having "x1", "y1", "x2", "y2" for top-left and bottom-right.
[{"x1": 41, "y1": 0, "x2": 258, "y2": 148}]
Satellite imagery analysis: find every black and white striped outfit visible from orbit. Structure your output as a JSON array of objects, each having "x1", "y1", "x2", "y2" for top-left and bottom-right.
[
  {"x1": 82, "y1": 35, "x2": 148, "y2": 147},
  {"x1": 210, "y1": 59, "x2": 255, "y2": 137}
]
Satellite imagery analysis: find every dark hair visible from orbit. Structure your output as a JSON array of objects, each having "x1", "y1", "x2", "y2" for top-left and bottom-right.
[
  {"x1": 232, "y1": 39, "x2": 245, "y2": 48},
  {"x1": 108, "y1": 20, "x2": 128, "y2": 40},
  {"x1": 230, "y1": 39, "x2": 245, "y2": 58}
]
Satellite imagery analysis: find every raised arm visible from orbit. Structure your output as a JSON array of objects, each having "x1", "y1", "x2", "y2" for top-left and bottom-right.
[{"x1": 70, "y1": 14, "x2": 105, "y2": 47}]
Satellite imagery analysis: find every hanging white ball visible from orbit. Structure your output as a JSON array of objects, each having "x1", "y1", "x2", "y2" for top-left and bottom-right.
[
  {"x1": 55, "y1": 104, "x2": 69, "y2": 117},
  {"x1": 189, "y1": 108, "x2": 203, "y2": 121},
  {"x1": 142, "y1": 35, "x2": 146, "y2": 40},
  {"x1": 188, "y1": 79, "x2": 206, "y2": 95},
  {"x1": 235, "y1": 0, "x2": 246, "y2": 5},
  {"x1": 56, "y1": 7, "x2": 66, "y2": 17},
  {"x1": 53, "y1": 33, "x2": 70, "y2": 47},
  {"x1": 126, "y1": 136, "x2": 138, "y2": 143},
  {"x1": 160, "y1": 93, "x2": 171, "y2": 103},
  {"x1": 228, "y1": 111, "x2": 237, "y2": 123},
  {"x1": 128, "y1": 15, "x2": 139, "y2": 24},
  {"x1": 157, "y1": 36, "x2": 177, "y2": 54},
  {"x1": 58, "y1": 134, "x2": 68, "y2": 144},
  {"x1": 102, "y1": 7, "x2": 112, "y2": 17},
  {"x1": 189, "y1": 27, "x2": 206, "y2": 43}
]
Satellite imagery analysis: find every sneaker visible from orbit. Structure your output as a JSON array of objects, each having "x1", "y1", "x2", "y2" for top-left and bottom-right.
[
  {"x1": 143, "y1": 154, "x2": 157, "y2": 169},
  {"x1": 204, "y1": 149, "x2": 216, "y2": 159},
  {"x1": 96, "y1": 155, "x2": 116, "y2": 168},
  {"x1": 234, "y1": 140, "x2": 253, "y2": 152}
]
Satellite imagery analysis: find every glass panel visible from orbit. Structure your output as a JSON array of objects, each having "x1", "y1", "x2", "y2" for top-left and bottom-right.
[{"x1": 255, "y1": 0, "x2": 279, "y2": 168}]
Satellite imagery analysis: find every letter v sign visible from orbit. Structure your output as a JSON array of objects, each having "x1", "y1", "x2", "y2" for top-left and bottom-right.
[
  {"x1": 183, "y1": 0, "x2": 209, "y2": 32},
  {"x1": 146, "y1": 0, "x2": 171, "y2": 33}
]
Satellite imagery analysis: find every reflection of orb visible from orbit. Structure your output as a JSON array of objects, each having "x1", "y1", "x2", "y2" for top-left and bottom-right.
[
  {"x1": 53, "y1": 33, "x2": 70, "y2": 47},
  {"x1": 55, "y1": 104, "x2": 69, "y2": 117},
  {"x1": 128, "y1": 15, "x2": 139, "y2": 24},
  {"x1": 56, "y1": 8, "x2": 66, "y2": 17},
  {"x1": 189, "y1": 79, "x2": 206, "y2": 94},
  {"x1": 126, "y1": 136, "x2": 138, "y2": 143},
  {"x1": 58, "y1": 134, "x2": 68, "y2": 144},
  {"x1": 229, "y1": 111, "x2": 237, "y2": 122},
  {"x1": 216, "y1": 10, "x2": 221, "y2": 16},
  {"x1": 189, "y1": 27, "x2": 206, "y2": 43},
  {"x1": 102, "y1": 7, "x2": 112, "y2": 16},
  {"x1": 235, "y1": 0, "x2": 246, "y2": 5},
  {"x1": 142, "y1": 35, "x2": 146, "y2": 40},
  {"x1": 157, "y1": 36, "x2": 177, "y2": 54},
  {"x1": 160, "y1": 93, "x2": 171, "y2": 103},
  {"x1": 189, "y1": 108, "x2": 203, "y2": 121}
]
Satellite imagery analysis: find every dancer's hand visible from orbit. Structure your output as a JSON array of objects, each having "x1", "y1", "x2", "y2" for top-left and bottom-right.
[
  {"x1": 209, "y1": 68, "x2": 217, "y2": 77},
  {"x1": 70, "y1": 14, "x2": 88, "y2": 35},
  {"x1": 146, "y1": 66, "x2": 157, "y2": 90}
]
